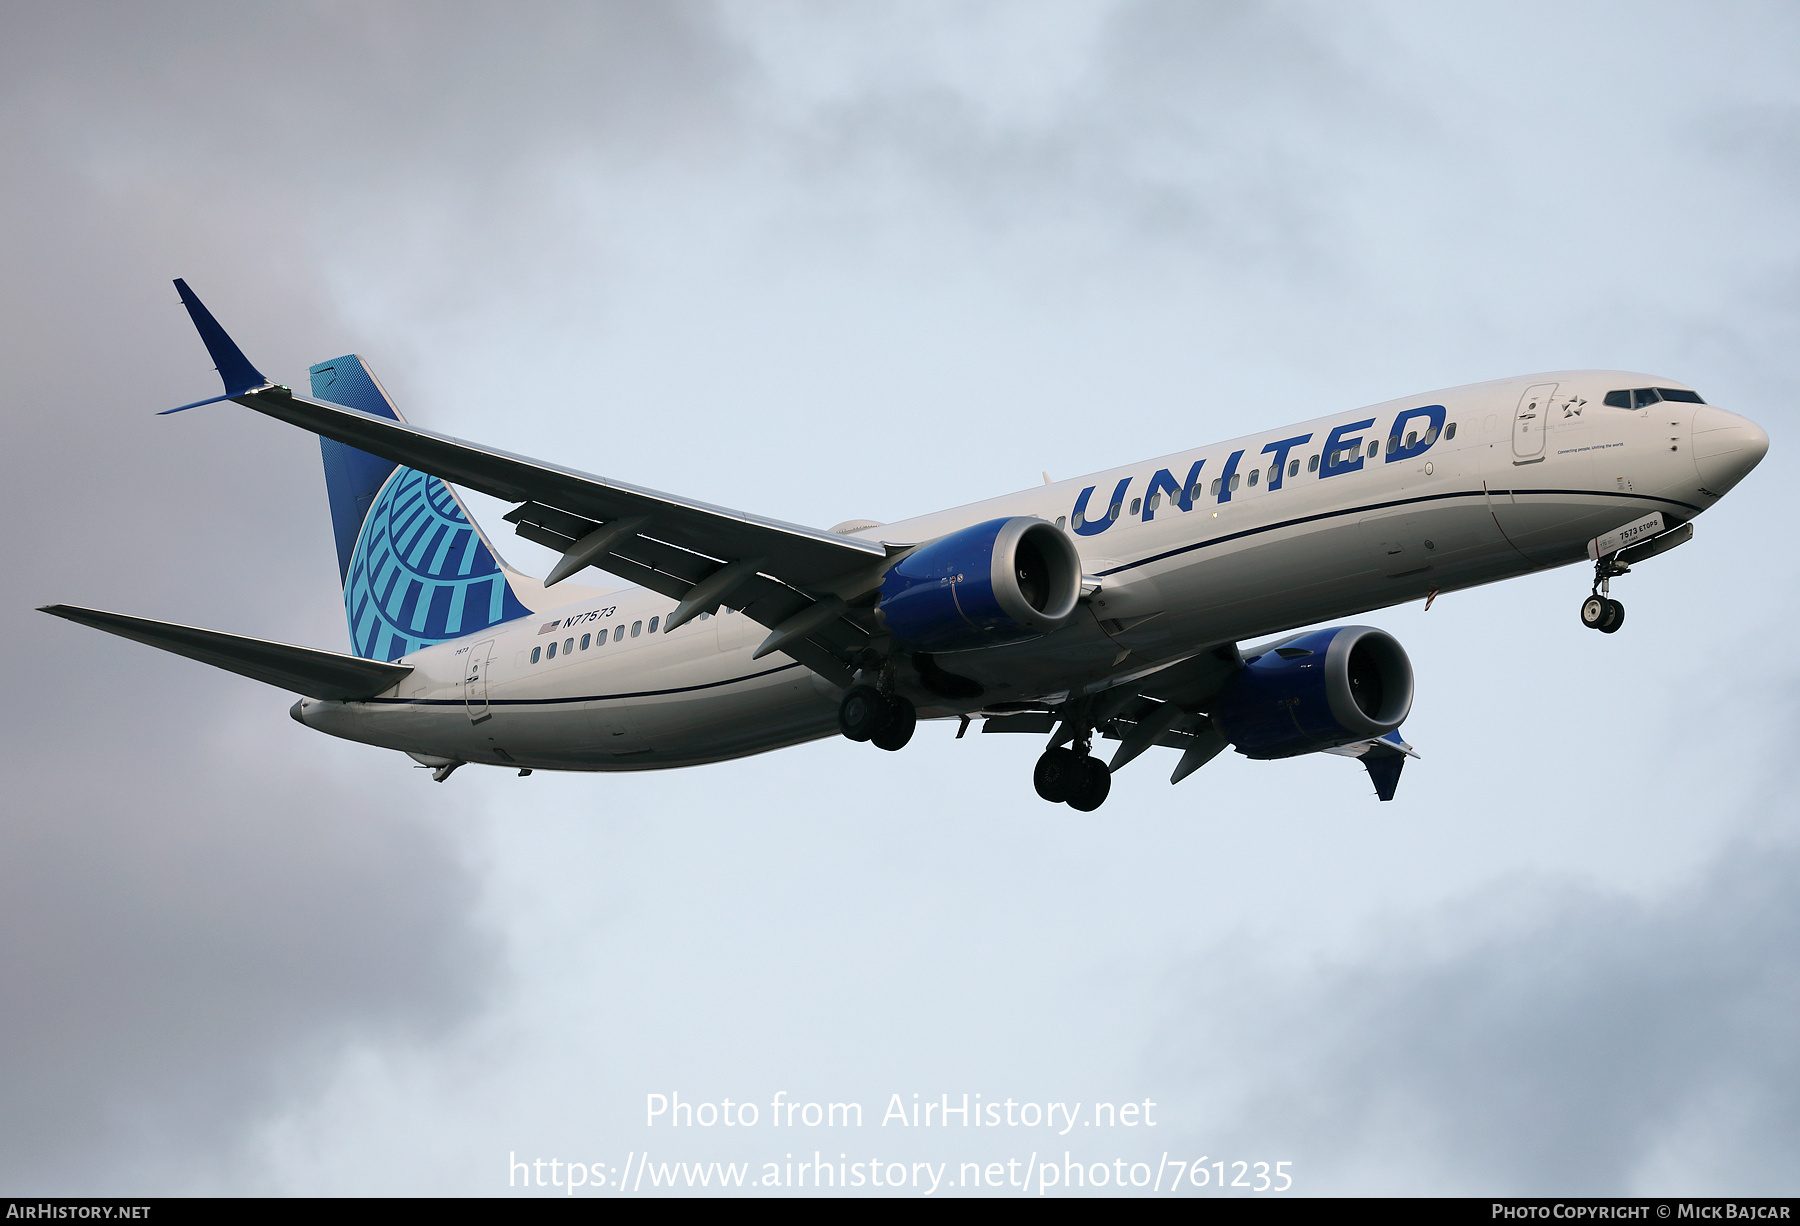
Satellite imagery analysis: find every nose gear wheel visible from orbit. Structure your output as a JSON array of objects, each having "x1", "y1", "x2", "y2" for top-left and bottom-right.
[{"x1": 1581, "y1": 554, "x2": 1631, "y2": 634}]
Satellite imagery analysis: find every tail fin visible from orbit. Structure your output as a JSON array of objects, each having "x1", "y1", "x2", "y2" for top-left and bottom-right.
[{"x1": 309, "y1": 355, "x2": 532, "y2": 661}]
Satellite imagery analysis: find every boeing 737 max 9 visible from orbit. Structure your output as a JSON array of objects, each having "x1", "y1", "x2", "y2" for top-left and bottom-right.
[{"x1": 40, "y1": 281, "x2": 1770, "y2": 808}]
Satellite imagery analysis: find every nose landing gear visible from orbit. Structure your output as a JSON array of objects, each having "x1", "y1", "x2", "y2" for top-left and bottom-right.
[
  {"x1": 1580, "y1": 556, "x2": 1629, "y2": 634},
  {"x1": 1580, "y1": 592, "x2": 1625, "y2": 633}
]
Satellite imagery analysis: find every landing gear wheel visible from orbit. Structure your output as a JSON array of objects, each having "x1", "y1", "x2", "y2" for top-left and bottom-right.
[
  {"x1": 871, "y1": 696, "x2": 916, "y2": 751},
  {"x1": 1599, "y1": 598, "x2": 1625, "y2": 634},
  {"x1": 1033, "y1": 748, "x2": 1081, "y2": 803},
  {"x1": 838, "y1": 685, "x2": 884, "y2": 742},
  {"x1": 1065, "y1": 755, "x2": 1112, "y2": 812},
  {"x1": 1581, "y1": 594, "x2": 1609, "y2": 630}
]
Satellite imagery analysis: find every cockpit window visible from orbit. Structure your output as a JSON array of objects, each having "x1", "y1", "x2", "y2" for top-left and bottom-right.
[{"x1": 1606, "y1": 387, "x2": 1706, "y2": 409}]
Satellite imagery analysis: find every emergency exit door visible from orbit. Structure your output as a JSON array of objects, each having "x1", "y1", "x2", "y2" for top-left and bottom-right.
[{"x1": 464, "y1": 639, "x2": 495, "y2": 723}]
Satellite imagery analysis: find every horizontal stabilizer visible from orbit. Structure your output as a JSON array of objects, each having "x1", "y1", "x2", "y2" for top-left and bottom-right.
[{"x1": 39, "y1": 604, "x2": 412, "y2": 701}]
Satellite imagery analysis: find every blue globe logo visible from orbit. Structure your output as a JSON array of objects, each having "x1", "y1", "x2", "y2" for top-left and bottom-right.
[{"x1": 344, "y1": 467, "x2": 530, "y2": 661}]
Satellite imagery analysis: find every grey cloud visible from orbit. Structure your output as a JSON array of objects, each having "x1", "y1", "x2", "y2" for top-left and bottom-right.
[
  {"x1": 1160, "y1": 831, "x2": 1800, "y2": 1193},
  {"x1": 0, "y1": 7, "x2": 586, "y2": 1190},
  {"x1": 2, "y1": 1, "x2": 747, "y2": 177},
  {"x1": 757, "y1": 1, "x2": 1415, "y2": 267},
  {"x1": 4, "y1": 0, "x2": 1799, "y2": 1196},
  {"x1": 0, "y1": 747, "x2": 496, "y2": 1191}
]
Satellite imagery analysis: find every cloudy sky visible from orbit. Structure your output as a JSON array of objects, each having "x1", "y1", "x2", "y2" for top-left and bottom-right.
[{"x1": 3, "y1": 0, "x2": 1797, "y2": 1197}]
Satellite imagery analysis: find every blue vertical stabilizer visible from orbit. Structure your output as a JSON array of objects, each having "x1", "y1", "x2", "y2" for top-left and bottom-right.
[{"x1": 309, "y1": 356, "x2": 530, "y2": 661}]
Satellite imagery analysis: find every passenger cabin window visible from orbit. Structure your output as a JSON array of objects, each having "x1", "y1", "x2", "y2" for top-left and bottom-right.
[
  {"x1": 1211, "y1": 477, "x2": 1221, "y2": 494},
  {"x1": 580, "y1": 633, "x2": 590, "y2": 650},
  {"x1": 648, "y1": 616, "x2": 660, "y2": 633},
  {"x1": 1072, "y1": 512, "x2": 1084, "y2": 528},
  {"x1": 1147, "y1": 493, "x2": 1161, "y2": 512},
  {"x1": 1056, "y1": 516, "x2": 1066, "y2": 529},
  {"x1": 531, "y1": 646, "x2": 541, "y2": 663},
  {"x1": 1424, "y1": 426, "x2": 1439, "y2": 444},
  {"x1": 631, "y1": 620, "x2": 643, "y2": 637},
  {"x1": 1229, "y1": 473, "x2": 1240, "y2": 491},
  {"x1": 614, "y1": 625, "x2": 624, "y2": 642},
  {"x1": 1129, "y1": 497, "x2": 1142, "y2": 515},
  {"x1": 1406, "y1": 431, "x2": 1417, "y2": 447},
  {"x1": 564, "y1": 638, "x2": 573, "y2": 654},
  {"x1": 1366, "y1": 441, "x2": 1379, "y2": 459},
  {"x1": 1248, "y1": 469, "x2": 1259, "y2": 486},
  {"x1": 1446, "y1": 422, "x2": 1457, "y2": 440},
  {"x1": 1308, "y1": 455, "x2": 1320, "y2": 472},
  {"x1": 1107, "y1": 501, "x2": 1121, "y2": 522},
  {"x1": 546, "y1": 641, "x2": 557, "y2": 659},
  {"x1": 1288, "y1": 459, "x2": 1299, "y2": 477}
]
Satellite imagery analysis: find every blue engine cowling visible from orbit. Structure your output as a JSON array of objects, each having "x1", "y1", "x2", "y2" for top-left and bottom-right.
[
  {"x1": 876, "y1": 516, "x2": 1084, "y2": 651},
  {"x1": 1212, "y1": 625, "x2": 1414, "y2": 759}
]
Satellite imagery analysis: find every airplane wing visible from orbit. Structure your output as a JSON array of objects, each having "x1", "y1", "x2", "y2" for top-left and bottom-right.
[
  {"x1": 230, "y1": 385, "x2": 887, "y2": 685},
  {"x1": 39, "y1": 605, "x2": 412, "y2": 701},
  {"x1": 162, "y1": 281, "x2": 898, "y2": 688},
  {"x1": 230, "y1": 386, "x2": 887, "y2": 587}
]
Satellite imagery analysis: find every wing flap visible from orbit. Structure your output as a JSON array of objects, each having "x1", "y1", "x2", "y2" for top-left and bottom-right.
[
  {"x1": 503, "y1": 500, "x2": 866, "y2": 686},
  {"x1": 40, "y1": 605, "x2": 412, "y2": 701}
]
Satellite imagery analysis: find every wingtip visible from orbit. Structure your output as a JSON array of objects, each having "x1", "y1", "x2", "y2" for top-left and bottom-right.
[{"x1": 170, "y1": 278, "x2": 269, "y2": 397}]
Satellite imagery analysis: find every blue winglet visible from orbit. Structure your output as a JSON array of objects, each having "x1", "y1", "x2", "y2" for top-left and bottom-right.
[
  {"x1": 1363, "y1": 749, "x2": 1405, "y2": 802},
  {"x1": 1361, "y1": 729, "x2": 1419, "y2": 802},
  {"x1": 162, "y1": 279, "x2": 268, "y2": 412}
]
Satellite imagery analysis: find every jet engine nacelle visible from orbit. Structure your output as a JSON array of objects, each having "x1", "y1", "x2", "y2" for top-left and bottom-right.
[
  {"x1": 876, "y1": 516, "x2": 1083, "y2": 652},
  {"x1": 1213, "y1": 625, "x2": 1414, "y2": 759}
]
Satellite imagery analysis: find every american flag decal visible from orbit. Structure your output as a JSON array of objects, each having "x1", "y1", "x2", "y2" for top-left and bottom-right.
[{"x1": 539, "y1": 621, "x2": 561, "y2": 635}]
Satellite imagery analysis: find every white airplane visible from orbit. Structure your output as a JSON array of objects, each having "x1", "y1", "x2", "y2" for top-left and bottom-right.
[{"x1": 43, "y1": 281, "x2": 1769, "y2": 809}]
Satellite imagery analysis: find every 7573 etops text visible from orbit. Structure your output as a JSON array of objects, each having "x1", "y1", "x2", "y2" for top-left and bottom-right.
[{"x1": 647, "y1": 1092, "x2": 1157, "y2": 1132}]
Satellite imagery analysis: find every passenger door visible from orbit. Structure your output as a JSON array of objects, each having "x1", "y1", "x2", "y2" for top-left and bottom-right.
[{"x1": 1512, "y1": 382, "x2": 1558, "y2": 463}]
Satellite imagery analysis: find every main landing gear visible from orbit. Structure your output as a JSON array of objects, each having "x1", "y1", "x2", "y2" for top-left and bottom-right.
[
  {"x1": 1033, "y1": 739, "x2": 1111, "y2": 812},
  {"x1": 839, "y1": 684, "x2": 917, "y2": 751},
  {"x1": 1580, "y1": 556, "x2": 1628, "y2": 634}
]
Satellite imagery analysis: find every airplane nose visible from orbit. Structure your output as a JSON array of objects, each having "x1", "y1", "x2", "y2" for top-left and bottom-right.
[{"x1": 1691, "y1": 405, "x2": 1769, "y2": 495}]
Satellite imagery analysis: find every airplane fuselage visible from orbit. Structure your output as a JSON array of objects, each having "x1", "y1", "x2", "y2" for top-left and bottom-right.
[{"x1": 295, "y1": 369, "x2": 1761, "y2": 772}]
